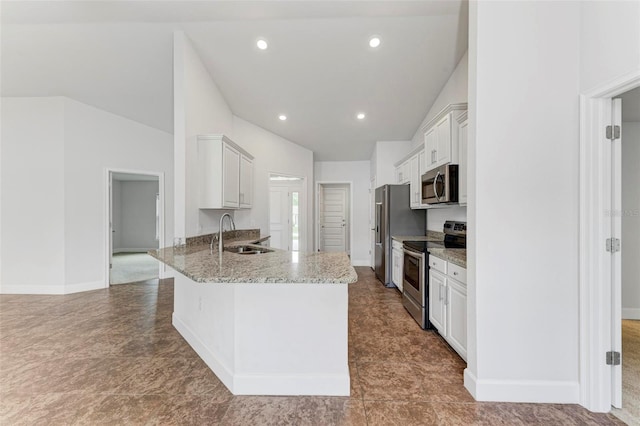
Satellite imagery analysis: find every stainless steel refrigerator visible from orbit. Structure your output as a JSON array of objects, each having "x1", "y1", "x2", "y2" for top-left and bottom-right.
[{"x1": 374, "y1": 185, "x2": 426, "y2": 287}]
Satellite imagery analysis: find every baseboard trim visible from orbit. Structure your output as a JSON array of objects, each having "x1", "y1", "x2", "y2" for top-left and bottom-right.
[
  {"x1": 173, "y1": 312, "x2": 350, "y2": 396},
  {"x1": 622, "y1": 308, "x2": 640, "y2": 320},
  {"x1": 464, "y1": 371, "x2": 579, "y2": 403},
  {"x1": 351, "y1": 259, "x2": 371, "y2": 267},
  {"x1": 113, "y1": 248, "x2": 157, "y2": 254},
  {"x1": 172, "y1": 313, "x2": 235, "y2": 391},
  {"x1": 0, "y1": 280, "x2": 105, "y2": 295}
]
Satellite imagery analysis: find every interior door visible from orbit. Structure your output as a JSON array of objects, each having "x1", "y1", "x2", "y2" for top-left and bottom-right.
[
  {"x1": 269, "y1": 186, "x2": 289, "y2": 250},
  {"x1": 321, "y1": 186, "x2": 347, "y2": 252}
]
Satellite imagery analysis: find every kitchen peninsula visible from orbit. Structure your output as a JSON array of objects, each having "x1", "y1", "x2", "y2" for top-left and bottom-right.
[{"x1": 150, "y1": 231, "x2": 357, "y2": 396}]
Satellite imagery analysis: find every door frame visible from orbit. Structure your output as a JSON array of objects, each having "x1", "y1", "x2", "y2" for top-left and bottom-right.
[
  {"x1": 579, "y1": 69, "x2": 640, "y2": 412},
  {"x1": 315, "y1": 181, "x2": 353, "y2": 255},
  {"x1": 104, "y1": 168, "x2": 166, "y2": 288},
  {"x1": 268, "y1": 173, "x2": 307, "y2": 252}
]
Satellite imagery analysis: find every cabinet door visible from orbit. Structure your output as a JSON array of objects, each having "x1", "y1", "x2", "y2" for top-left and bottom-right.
[
  {"x1": 447, "y1": 279, "x2": 467, "y2": 361},
  {"x1": 428, "y1": 270, "x2": 447, "y2": 335},
  {"x1": 395, "y1": 166, "x2": 403, "y2": 184},
  {"x1": 424, "y1": 127, "x2": 437, "y2": 169},
  {"x1": 458, "y1": 118, "x2": 469, "y2": 205},
  {"x1": 409, "y1": 154, "x2": 420, "y2": 208},
  {"x1": 435, "y1": 114, "x2": 451, "y2": 166},
  {"x1": 239, "y1": 154, "x2": 253, "y2": 208},
  {"x1": 222, "y1": 143, "x2": 240, "y2": 208},
  {"x1": 392, "y1": 248, "x2": 402, "y2": 290}
]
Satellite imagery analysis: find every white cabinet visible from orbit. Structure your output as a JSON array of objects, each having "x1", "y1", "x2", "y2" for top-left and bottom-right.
[
  {"x1": 395, "y1": 160, "x2": 410, "y2": 184},
  {"x1": 391, "y1": 240, "x2": 404, "y2": 291},
  {"x1": 428, "y1": 255, "x2": 467, "y2": 361},
  {"x1": 421, "y1": 104, "x2": 467, "y2": 173},
  {"x1": 428, "y1": 268, "x2": 447, "y2": 335},
  {"x1": 198, "y1": 134, "x2": 254, "y2": 210},
  {"x1": 409, "y1": 153, "x2": 421, "y2": 208},
  {"x1": 240, "y1": 154, "x2": 253, "y2": 208},
  {"x1": 457, "y1": 113, "x2": 469, "y2": 205}
]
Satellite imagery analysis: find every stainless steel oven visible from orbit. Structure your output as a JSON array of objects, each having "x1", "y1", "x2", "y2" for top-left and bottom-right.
[
  {"x1": 402, "y1": 245, "x2": 430, "y2": 329},
  {"x1": 421, "y1": 164, "x2": 458, "y2": 204}
]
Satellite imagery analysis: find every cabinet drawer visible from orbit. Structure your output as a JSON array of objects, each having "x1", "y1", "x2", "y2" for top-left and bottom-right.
[
  {"x1": 428, "y1": 255, "x2": 447, "y2": 274},
  {"x1": 448, "y1": 263, "x2": 466, "y2": 284},
  {"x1": 392, "y1": 240, "x2": 404, "y2": 250}
]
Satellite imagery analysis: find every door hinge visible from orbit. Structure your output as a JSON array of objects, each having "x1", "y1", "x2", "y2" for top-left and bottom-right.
[
  {"x1": 605, "y1": 125, "x2": 621, "y2": 140},
  {"x1": 606, "y1": 351, "x2": 621, "y2": 366},
  {"x1": 606, "y1": 238, "x2": 621, "y2": 253}
]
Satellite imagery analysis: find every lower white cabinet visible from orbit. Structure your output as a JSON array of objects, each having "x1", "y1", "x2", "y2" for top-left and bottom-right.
[
  {"x1": 391, "y1": 240, "x2": 404, "y2": 291},
  {"x1": 429, "y1": 255, "x2": 467, "y2": 361}
]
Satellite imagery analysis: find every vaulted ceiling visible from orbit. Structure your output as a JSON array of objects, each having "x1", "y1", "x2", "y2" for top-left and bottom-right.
[{"x1": 1, "y1": 1, "x2": 468, "y2": 161}]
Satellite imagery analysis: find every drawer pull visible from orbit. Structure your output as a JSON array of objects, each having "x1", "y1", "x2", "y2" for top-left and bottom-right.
[{"x1": 453, "y1": 272, "x2": 458, "y2": 276}]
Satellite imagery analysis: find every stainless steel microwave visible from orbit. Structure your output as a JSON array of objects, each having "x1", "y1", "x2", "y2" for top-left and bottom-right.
[{"x1": 421, "y1": 164, "x2": 458, "y2": 204}]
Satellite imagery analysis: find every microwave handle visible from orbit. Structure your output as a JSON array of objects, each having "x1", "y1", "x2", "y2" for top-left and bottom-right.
[{"x1": 433, "y1": 171, "x2": 442, "y2": 202}]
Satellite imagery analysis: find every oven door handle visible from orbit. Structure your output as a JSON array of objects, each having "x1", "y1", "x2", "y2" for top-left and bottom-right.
[{"x1": 402, "y1": 248, "x2": 422, "y2": 260}]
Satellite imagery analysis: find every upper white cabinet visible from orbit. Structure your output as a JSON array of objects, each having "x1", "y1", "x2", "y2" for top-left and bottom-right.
[
  {"x1": 457, "y1": 112, "x2": 469, "y2": 205},
  {"x1": 240, "y1": 154, "x2": 253, "y2": 209},
  {"x1": 395, "y1": 159, "x2": 410, "y2": 184},
  {"x1": 422, "y1": 103, "x2": 467, "y2": 173},
  {"x1": 198, "y1": 134, "x2": 254, "y2": 209}
]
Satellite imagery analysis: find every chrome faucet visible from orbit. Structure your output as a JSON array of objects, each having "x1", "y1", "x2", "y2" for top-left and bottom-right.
[{"x1": 218, "y1": 213, "x2": 236, "y2": 253}]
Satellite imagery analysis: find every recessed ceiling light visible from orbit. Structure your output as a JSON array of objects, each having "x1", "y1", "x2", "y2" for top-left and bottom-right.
[
  {"x1": 257, "y1": 39, "x2": 268, "y2": 50},
  {"x1": 369, "y1": 37, "x2": 381, "y2": 48},
  {"x1": 279, "y1": 114, "x2": 287, "y2": 121},
  {"x1": 357, "y1": 113, "x2": 366, "y2": 120}
]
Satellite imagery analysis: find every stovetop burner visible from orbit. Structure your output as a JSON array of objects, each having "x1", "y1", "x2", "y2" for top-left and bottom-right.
[{"x1": 403, "y1": 220, "x2": 467, "y2": 253}]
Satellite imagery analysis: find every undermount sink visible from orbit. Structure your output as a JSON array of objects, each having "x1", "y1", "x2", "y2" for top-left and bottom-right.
[{"x1": 224, "y1": 245, "x2": 274, "y2": 255}]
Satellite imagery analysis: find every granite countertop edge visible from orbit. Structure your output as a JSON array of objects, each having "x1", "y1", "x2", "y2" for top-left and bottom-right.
[{"x1": 149, "y1": 243, "x2": 358, "y2": 285}]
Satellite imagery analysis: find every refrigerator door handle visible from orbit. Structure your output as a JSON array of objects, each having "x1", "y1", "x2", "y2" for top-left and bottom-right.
[{"x1": 375, "y1": 202, "x2": 382, "y2": 245}]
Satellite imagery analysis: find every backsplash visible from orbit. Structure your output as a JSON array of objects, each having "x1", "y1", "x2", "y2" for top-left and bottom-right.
[{"x1": 186, "y1": 229, "x2": 261, "y2": 246}]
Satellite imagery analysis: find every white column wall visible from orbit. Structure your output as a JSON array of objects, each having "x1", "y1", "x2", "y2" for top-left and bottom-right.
[
  {"x1": 314, "y1": 161, "x2": 371, "y2": 265},
  {"x1": 467, "y1": 1, "x2": 581, "y2": 403},
  {"x1": 0, "y1": 97, "x2": 66, "y2": 292}
]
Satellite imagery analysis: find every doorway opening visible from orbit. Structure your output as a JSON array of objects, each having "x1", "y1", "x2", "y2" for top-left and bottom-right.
[
  {"x1": 579, "y1": 71, "x2": 640, "y2": 414},
  {"x1": 316, "y1": 182, "x2": 351, "y2": 255},
  {"x1": 268, "y1": 174, "x2": 306, "y2": 251},
  {"x1": 611, "y1": 86, "x2": 640, "y2": 424},
  {"x1": 106, "y1": 170, "x2": 165, "y2": 286}
]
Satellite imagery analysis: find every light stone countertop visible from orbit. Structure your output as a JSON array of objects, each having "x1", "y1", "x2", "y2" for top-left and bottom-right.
[
  {"x1": 427, "y1": 248, "x2": 466, "y2": 268},
  {"x1": 150, "y1": 244, "x2": 358, "y2": 284},
  {"x1": 391, "y1": 234, "x2": 466, "y2": 268}
]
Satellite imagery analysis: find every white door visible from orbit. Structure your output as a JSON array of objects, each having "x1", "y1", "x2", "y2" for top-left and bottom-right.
[
  {"x1": 429, "y1": 270, "x2": 447, "y2": 335},
  {"x1": 320, "y1": 186, "x2": 347, "y2": 253},
  {"x1": 222, "y1": 143, "x2": 240, "y2": 208},
  {"x1": 269, "y1": 186, "x2": 288, "y2": 250}
]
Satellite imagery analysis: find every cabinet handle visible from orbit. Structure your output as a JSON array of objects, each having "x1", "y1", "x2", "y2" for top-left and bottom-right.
[{"x1": 453, "y1": 271, "x2": 458, "y2": 276}]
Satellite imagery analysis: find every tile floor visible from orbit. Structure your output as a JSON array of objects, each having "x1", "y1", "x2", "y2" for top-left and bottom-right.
[{"x1": 0, "y1": 267, "x2": 625, "y2": 425}]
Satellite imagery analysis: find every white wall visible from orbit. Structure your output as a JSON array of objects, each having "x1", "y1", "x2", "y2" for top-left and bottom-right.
[
  {"x1": 63, "y1": 98, "x2": 173, "y2": 290},
  {"x1": 580, "y1": 1, "x2": 640, "y2": 94},
  {"x1": 173, "y1": 32, "x2": 315, "y2": 250},
  {"x1": 622, "y1": 122, "x2": 640, "y2": 319},
  {"x1": 467, "y1": 1, "x2": 581, "y2": 403},
  {"x1": 370, "y1": 141, "x2": 412, "y2": 186},
  {"x1": 314, "y1": 161, "x2": 371, "y2": 266},
  {"x1": 411, "y1": 51, "x2": 469, "y2": 147},
  {"x1": 233, "y1": 117, "x2": 314, "y2": 252},
  {"x1": 174, "y1": 31, "x2": 235, "y2": 238},
  {"x1": 112, "y1": 180, "x2": 123, "y2": 250},
  {"x1": 1, "y1": 97, "x2": 66, "y2": 291},
  {"x1": 0, "y1": 96, "x2": 174, "y2": 294},
  {"x1": 117, "y1": 181, "x2": 160, "y2": 251}
]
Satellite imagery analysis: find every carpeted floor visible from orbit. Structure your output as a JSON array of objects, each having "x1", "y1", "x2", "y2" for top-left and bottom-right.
[
  {"x1": 612, "y1": 319, "x2": 640, "y2": 425},
  {"x1": 110, "y1": 252, "x2": 159, "y2": 285}
]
